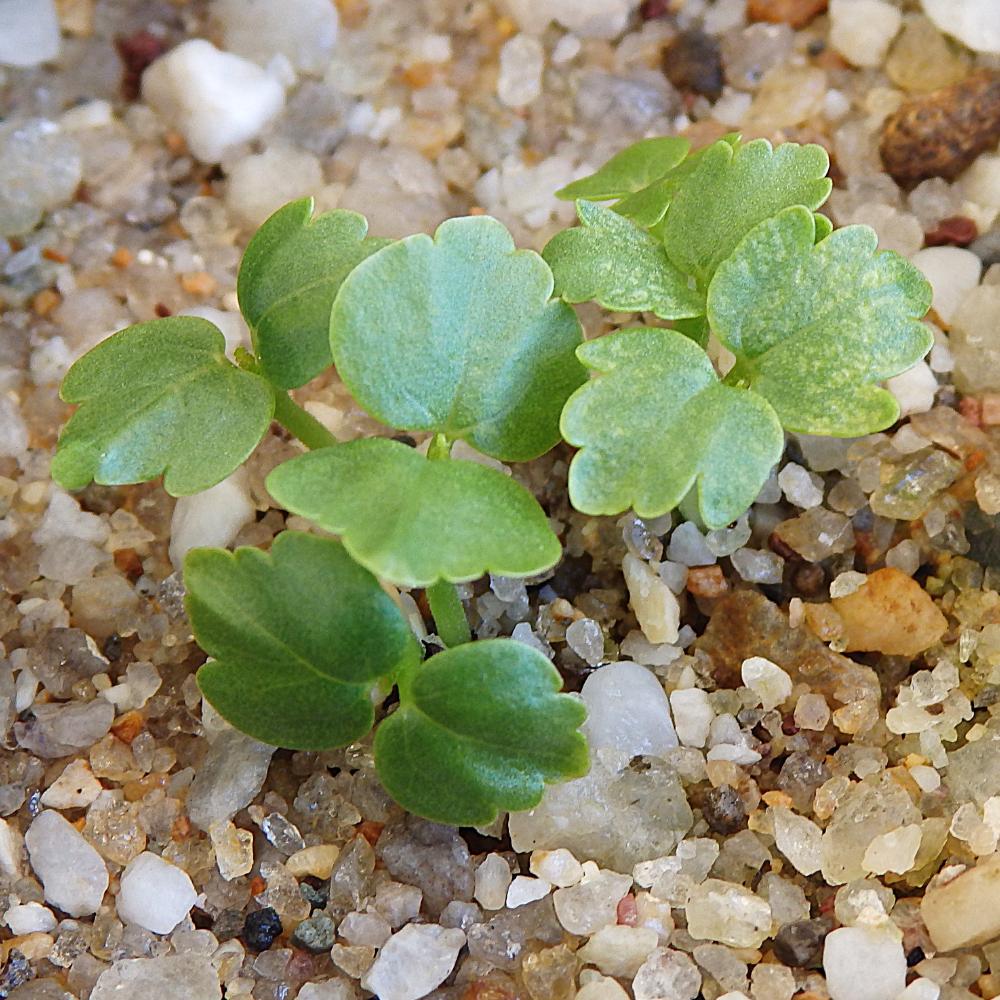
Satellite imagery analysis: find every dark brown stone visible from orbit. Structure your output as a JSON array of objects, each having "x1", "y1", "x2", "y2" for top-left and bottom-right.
[
  {"x1": 880, "y1": 70, "x2": 1000, "y2": 186},
  {"x1": 747, "y1": 0, "x2": 827, "y2": 30},
  {"x1": 924, "y1": 215, "x2": 978, "y2": 247},
  {"x1": 662, "y1": 29, "x2": 724, "y2": 102}
]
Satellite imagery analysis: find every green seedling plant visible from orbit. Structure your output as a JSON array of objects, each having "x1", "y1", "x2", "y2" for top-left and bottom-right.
[{"x1": 51, "y1": 132, "x2": 934, "y2": 826}]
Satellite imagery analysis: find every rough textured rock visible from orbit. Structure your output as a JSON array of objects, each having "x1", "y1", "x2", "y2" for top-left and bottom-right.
[
  {"x1": 921, "y1": 852, "x2": 1000, "y2": 951},
  {"x1": 91, "y1": 955, "x2": 222, "y2": 1000}
]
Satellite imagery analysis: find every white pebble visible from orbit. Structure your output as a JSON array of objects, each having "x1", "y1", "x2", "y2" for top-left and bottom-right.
[
  {"x1": 474, "y1": 853, "x2": 511, "y2": 910},
  {"x1": 117, "y1": 852, "x2": 198, "y2": 935},
  {"x1": 169, "y1": 468, "x2": 255, "y2": 569},
  {"x1": 501, "y1": 0, "x2": 637, "y2": 38},
  {"x1": 25, "y1": 810, "x2": 109, "y2": 917},
  {"x1": 3, "y1": 901, "x2": 57, "y2": 935},
  {"x1": 862, "y1": 824, "x2": 922, "y2": 875},
  {"x1": 823, "y1": 924, "x2": 906, "y2": 1000},
  {"x1": 506, "y1": 875, "x2": 551, "y2": 908},
  {"x1": 497, "y1": 35, "x2": 544, "y2": 108},
  {"x1": 910, "y1": 765, "x2": 941, "y2": 792},
  {"x1": 921, "y1": 0, "x2": 1000, "y2": 54},
  {"x1": 142, "y1": 39, "x2": 286, "y2": 163},
  {"x1": 666, "y1": 522, "x2": 716, "y2": 566},
  {"x1": 623, "y1": 554, "x2": 680, "y2": 645},
  {"x1": 669, "y1": 688, "x2": 714, "y2": 749},
  {"x1": 898, "y1": 979, "x2": 941, "y2": 1000},
  {"x1": 578, "y1": 924, "x2": 659, "y2": 979},
  {"x1": 740, "y1": 657, "x2": 792, "y2": 711},
  {"x1": 0, "y1": 818, "x2": 23, "y2": 879},
  {"x1": 530, "y1": 848, "x2": 584, "y2": 887},
  {"x1": 0, "y1": 0, "x2": 60, "y2": 67},
  {"x1": 829, "y1": 0, "x2": 902, "y2": 67},
  {"x1": 910, "y1": 247, "x2": 982, "y2": 325},
  {"x1": 225, "y1": 145, "x2": 324, "y2": 228},
  {"x1": 772, "y1": 807, "x2": 823, "y2": 876},
  {"x1": 40, "y1": 759, "x2": 103, "y2": 809},
  {"x1": 778, "y1": 463, "x2": 824, "y2": 509},
  {"x1": 581, "y1": 661, "x2": 678, "y2": 757},
  {"x1": 361, "y1": 924, "x2": 466, "y2": 1000}
]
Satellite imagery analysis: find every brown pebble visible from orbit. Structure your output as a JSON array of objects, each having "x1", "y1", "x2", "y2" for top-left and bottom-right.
[
  {"x1": 662, "y1": 29, "x2": 724, "y2": 102},
  {"x1": 110, "y1": 247, "x2": 133, "y2": 269},
  {"x1": 180, "y1": 270, "x2": 217, "y2": 296},
  {"x1": 110, "y1": 710, "x2": 145, "y2": 744},
  {"x1": 880, "y1": 70, "x2": 1000, "y2": 186},
  {"x1": 924, "y1": 215, "x2": 978, "y2": 247},
  {"x1": 686, "y1": 565, "x2": 729, "y2": 598},
  {"x1": 113, "y1": 547, "x2": 144, "y2": 580},
  {"x1": 747, "y1": 0, "x2": 827, "y2": 30},
  {"x1": 32, "y1": 288, "x2": 61, "y2": 317},
  {"x1": 116, "y1": 30, "x2": 168, "y2": 101}
]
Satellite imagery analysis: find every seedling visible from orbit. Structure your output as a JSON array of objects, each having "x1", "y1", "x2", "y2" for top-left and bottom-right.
[{"x1": 51, "y1": 133, "x2": 933, "y2": 825}]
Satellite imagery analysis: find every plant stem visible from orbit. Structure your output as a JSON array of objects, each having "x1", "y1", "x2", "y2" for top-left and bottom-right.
[
  {"x1": 426, "y1": 578, "x2": 471, "y2": 647},
  {"x1": 427, "y1": 433, "x2": 452, "y2": 461},
  {"x1": 271, "y1": 390, "x2": 339, "y2": 451}
]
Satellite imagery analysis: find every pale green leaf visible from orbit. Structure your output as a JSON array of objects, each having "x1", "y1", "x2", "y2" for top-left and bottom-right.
[
  {"x1": 330, "y1": 215, "x2": 584, "y2": 462},
  {"x1": 555, "y1": 136, "x2": 690, "y2": 201},
  {"x1": 188, "y1": 532, "x2": 420, "y2": 750},
  {"x1": 661, "y1": 138, "x2": 833, "y2": 286},
  {"x1": 51, "y1": 317, "x2": 273, "y2": 497},
  {"x1": 707, "y1": 206, "x2": 934, "y2": 436},
  {"x1": 266, "y1": 438, "x2": 561, "y2": 587},
  {"x1": 374, "y1": 639, "x2": 588, "y2": 826},
  {"x1": 543, "y1": 201, "x2": 704, "y2": 320},
  {"x1": 562, "y1": 327, "x2": 784, "y2": 529},
  {"x1": 238, "y1": 198, "x2": 391, "y2": 389}
]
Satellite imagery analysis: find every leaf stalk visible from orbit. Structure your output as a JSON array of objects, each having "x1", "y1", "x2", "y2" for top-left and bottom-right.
[{"x1": 426, "y1": 578, "x2": 472, "y2": 647}]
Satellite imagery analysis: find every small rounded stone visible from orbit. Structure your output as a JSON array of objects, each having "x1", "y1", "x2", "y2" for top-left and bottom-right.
[
  {"x1": 241, "y1": 907, "x2": 283, "y2": 951},
  {"x1": 702, "y1": 785, "x2": 748, "y2": 835}
]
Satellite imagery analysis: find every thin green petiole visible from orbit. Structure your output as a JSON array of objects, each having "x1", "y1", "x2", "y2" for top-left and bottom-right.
[{"x1": 426, "y1": 578, "x2": 472, "y2": 647}]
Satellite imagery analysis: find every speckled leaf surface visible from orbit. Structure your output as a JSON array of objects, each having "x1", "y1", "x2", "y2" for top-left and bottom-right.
[
  {"x1": 330, "y1": 215, "x2": 584, "y2": 462},
  {"x1": 555, "y1": 136, "x2": 690, "y2": 202},
  {"x1": 374, "y1": 639, "x2": 588, "y2": 826},
  {"x1": 188, "y1": 532, "x2": 420, "y2": 750},
  {"x1": 52, "y1": 317, "x2": 273, "y2": 497},
  {"x1": 237, "y1": 198, "x2": 391, "y2": 389},
  {"x1": 661, "y1": 138, "x2": 833, "y2": 286},
  {"x1": 561, "y1": 327, "x2": 784, "y2": 529},
  {"x1": 708, "y1": 207, "x2": 934, "y2": 436},
  {"x1": 543, "y1": 201, "x2": 704, "y2": 319},
  {"x1": 266, "y1": 438, "x2": 562, "y2": 587}
]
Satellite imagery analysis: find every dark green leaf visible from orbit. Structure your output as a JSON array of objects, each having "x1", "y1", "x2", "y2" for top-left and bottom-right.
[
  {"x1": 238, "y1": 198, "x2": 391, "y2": 389},
  {"x1": 188, "y1": 532, "x2": 420, "y2": 750},
  {"x1": 707, "y1": 207, "x2": 934, "y2": 436},
  {"x1": 266, "y1": 438, "x2": 562, "y2": 587},
  {"x1": 51, "y1": 317, "x2": 273, "y2": 497},
  {"x1": 555, "y1": 136, "x2": 690, "y2": 201},
  {"x1": 543, "y1": 201, "x2": 704, "y2": 320},
  {"x1": 374, "y1": 638, "x2": 588, "y2": 826},
  {"x1": 661, "y1": 138, "x2": 833, "y2": 286},
  {"x1": 561, "y1": 327, "x2": 784, "y2": 529},
  {"x1": 330, "y1": 215, "x2": 584, "y2": 462}
]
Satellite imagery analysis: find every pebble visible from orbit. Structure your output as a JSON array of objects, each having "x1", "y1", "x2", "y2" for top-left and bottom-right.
[
  {"x1": 291, "y1": 914, "x2": 336, "y2": 953},
  {"x1": 910, "y1": 247, "x2": 982, "y2": 325},
  {"x1": 299, "y1": 982, "x2": 358, "y2": 1000},
  {"x1": 887, "y1": 361, "x2": 938, "y2": 418},
  {"x1": 338, "y1": 911, "x2": 390, "y2": 948},
  {"x1": 669, "y1": 688, "x2": 714, "y2": 748},
  {"x1": 117, "y1": 852, "x2": 198, "y2": 934},
  {"x1": 921, "y1": 0, "x2": 1000, "y2": 54},
  {"x1": 828, "y1": 0, "x2": 902, "y2": 67},
  {"x1": 24, "y1": 810, "x2": 109, "y2": 917},
  {"x1": 662, "y1": 30, "x2": 723, "y2": 101},
  {"x1": 286, "y1": 844, "x2": 339, "y2": 880},
  {"x1": 632, "y1": 947, "x2": 702, "y2": 1000},
  {"x1": 581, "y1": 661, "x2": 678, "y2": 758},
  {"x1": 214, "y1": 0, "x2": 339, "y2": 75},
  {"x1": 747, "y1": 0, "x2": 827, "y2": 29},
  {"x1": 862, "y1": 823, "x2": 922, "y2": 875},
  {"x1": 730, "y1": 548, "x2": 784, "y2": 585},
  {"x1": 360, "y1": 924, "x2": 465, "y2": 1000},
  {"x1": 885, "y1": 16, "x2": 969, "y2": 94},
  {"x1": 0, "y1": 0, "x2": 60, "y2": 67},
  {"x1": 474, "y1": 853, "x2": 512, "y2": 910},
  {"x1": 741, "y1": 656, "x2": 793, "y2": 711},
  {"x1": 578, "y1": 925, "x2": 659, "y2": 979},
  {"x1": 777, "y1": 463, "x2": 823, "y2": 509},
  {"x1": 530, "y1": 848, "x2": 584, "y2": 887},
  {"x1": 225, "y1": 146, "x2": 324, "y2": 229},
  {"x1": 0, "y1": 119, "x2": 82, "y2": 238},
  {"x1": 553, "y1": 867, "x2": 632, "y2": 935},
  {"x1": 772, "y1": 918, "x2": 828, "y2": 967},
  {"x1": 4, "y1": 902, "x2": 56, "y2": 935},
  {"x1": 506, "y1": 875, "x2": 551, "y2": 908},
  {"x1": 832, "y1": 567, "x2": 948, "y2": 656},
  {"x1": 702, "y1": 784, "x2": 748, "y2": 836},
  {"x1": 39, "y1": 759, "x2": 103, "y2": 809},
  {"x1": 951, "y1": 283, "x2": 1000, "y2": 393},
  {"x1": 623, "y1": 555, "x2": 680, "y2": 645},
  {"x1": 497, "y1": 35, "x2": 545, "y2": 108},
  {"x1": 209, "y1": 821, "x2": 254, "y2": 881},
  {"x1": 921, "y1": 852, "x2": 1000, "y2": 951},
  {"x1": 823, "y1": 924, "x2": 906, "y2": 1000},
  {"x1": 772, "y1": 808, "x2": 823, "y2": 876},
  {"x1": 685, "y1": 879, "x2": 771, "y2": 949},
  {"x1": 241, "y1": 908, "x2": 283, "y2": 951},
  {"x1": 880, "y1": 71, "x2": 1000, "y2": 185},
  {"x1": 502, "y1": 0, "x2": 638, "y2": 39},
  {"x1": 142, "y1": 39, "x2": 286, "y2": 164},
  {"x1": 91, "y1": 955, "x2": 222, "y2": 1000},
  {"x1": 169, "y1": 469, "x2": 256, "y2": 569},
  {"x1": 0, "y1": 818, "x2": 23, "y2": 879},
  {"x1": 773, "y1": 508, "x2": 854, "y2": 563}
]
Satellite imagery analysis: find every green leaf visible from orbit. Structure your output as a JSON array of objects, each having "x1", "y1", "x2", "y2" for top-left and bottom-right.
[
  {"x1": 661, "y1": 138, "x2": 833, "y2": 286},
  {"x1": 266, "y1": 438, "x2": 562, "y2": 587},
  {"x1": 188, "y1": 532, "x2": 421, "y2": 750},
  {"x1": 51, "y1": 317, "x2": 273, "y2": 497},
  {"x1": 330, "y1": 215, "x2": 584, "y2": 462},
  {"x1": 707, "y1": 206, "x2": 934, "y2": 436},
  {"x1": 238, "y1": 198, "x2": 391, "y2": 390},
  {"x1": 813, "y1": 212, "x2": 834, "y2": 241},
  {"x1": 555, "y1": 137, "x2": 690, "y2": 201},
  {"x1": 561, "y1": 327, "x2": 784, "y2": 529},
  {"x1": 543, "y1": 201, "x2": 704, "y2": 320},
  {"x1": 374, "y1": 638, "x2": 588, "y2": 826}
]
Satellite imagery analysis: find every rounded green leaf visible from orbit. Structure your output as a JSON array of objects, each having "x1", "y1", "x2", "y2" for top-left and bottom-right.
[
  {"x1": 661, "y1": 138, "x2": 833, "y2": 286},
  {"x1": 51, "y1": 317, "x2": 274, "y2": 497},
  {"x1": 562, "y1": 327, "x2": 784, "y2": 529},
  {"x1": 188, "y1": 532, "x2": 421, "y2": 751},
  {"x1": 707, "y1": 207, "x2": 934, "y2": 436},
  {"x1": 238, "y1": 198, "x2": 391, "y2": 389},
  {"x1": 555, "y1": 136, "x2": 690, "y2": 201},
  {"x1": 266, "y1": 438, "x2": 561, "y2": 587},
  {"x1": 374, "y1": 639, "x2": 588, "y2": 826},
  {"x1": 329, "y1": 215, "x2": 585, "y2": 462},
  {"x1": 543, "y1": 201, "x2": 705, "y2": 320}
]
